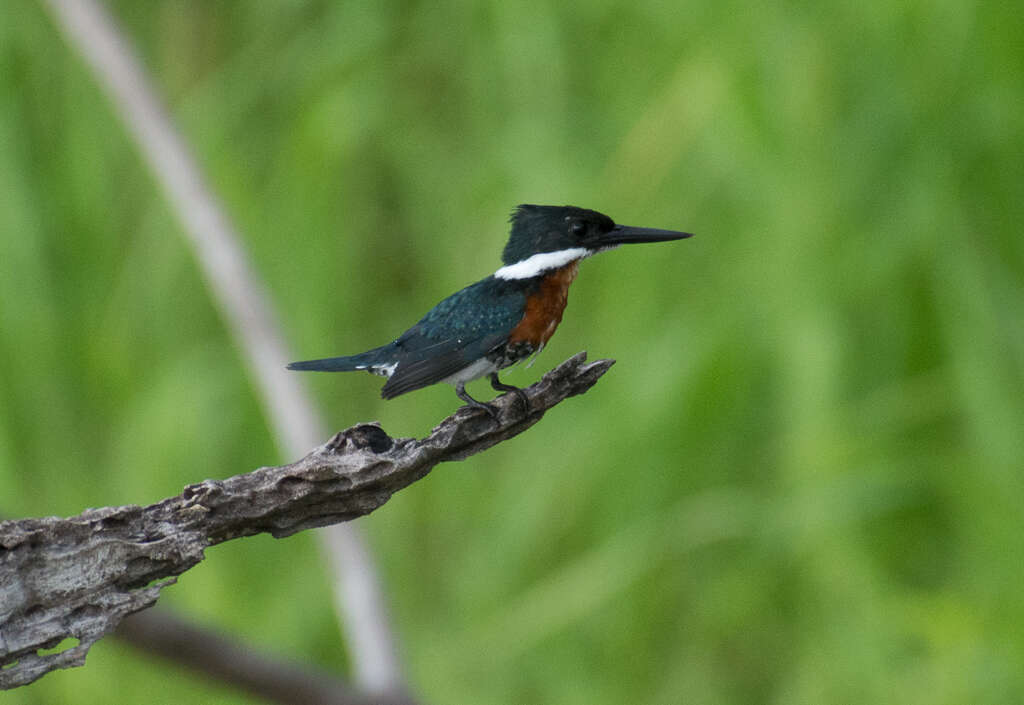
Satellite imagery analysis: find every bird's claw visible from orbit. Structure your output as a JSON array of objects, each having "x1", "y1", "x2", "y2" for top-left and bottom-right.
[{"x1": 489, "y1": 374, "x2": 531, "y2": 417}]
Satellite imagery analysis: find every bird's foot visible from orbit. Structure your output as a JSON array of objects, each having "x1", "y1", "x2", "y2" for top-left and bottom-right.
[
  {"x1": 456, "y1": 381, "x2": 501, "y2": 421},
  {"x1": 489, "y1": 374, "x2": 530, "y2": 416},
  {"x1": 470, "y1": 398, "x2": 502, "y2": 420}
]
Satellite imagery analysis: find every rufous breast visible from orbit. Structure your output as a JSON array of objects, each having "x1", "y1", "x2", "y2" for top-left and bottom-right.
[{"x1": 507, "y1": 260, "x2": 580, "y2": 347}]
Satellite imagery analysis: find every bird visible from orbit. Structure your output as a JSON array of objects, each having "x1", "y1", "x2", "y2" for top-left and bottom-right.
[{"x1": 288, "y1": 204, "x2": 692, "y2": 415}]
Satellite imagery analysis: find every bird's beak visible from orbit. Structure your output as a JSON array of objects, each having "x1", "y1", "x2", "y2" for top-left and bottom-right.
[{"x1": 596, "y1": 224, "x2": 693, "y2": 247}]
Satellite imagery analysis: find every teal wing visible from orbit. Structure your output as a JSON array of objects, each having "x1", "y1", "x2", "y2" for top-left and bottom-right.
[{"x1": 380, "y1": 276, "x2": 529, "y2": 398}]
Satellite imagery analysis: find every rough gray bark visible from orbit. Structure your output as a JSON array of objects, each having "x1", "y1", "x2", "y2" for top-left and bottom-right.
[{"x1": 0, "y1": 353, "x2": 613, "y2": 690}]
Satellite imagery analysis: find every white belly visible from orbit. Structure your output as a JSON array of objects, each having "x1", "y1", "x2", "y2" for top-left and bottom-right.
[{"x1": 441, "y1": 357, "x2": 499, "y2": 386}]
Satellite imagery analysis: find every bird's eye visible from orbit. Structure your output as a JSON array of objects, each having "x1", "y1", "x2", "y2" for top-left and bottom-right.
[{"x1": 569, "y1": 221, "x2": 587, "y2": 237}]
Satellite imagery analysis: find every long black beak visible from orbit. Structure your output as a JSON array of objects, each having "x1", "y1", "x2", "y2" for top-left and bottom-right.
[{"x1": 597, "y1": 224, "x2": 693, "y2": 247}]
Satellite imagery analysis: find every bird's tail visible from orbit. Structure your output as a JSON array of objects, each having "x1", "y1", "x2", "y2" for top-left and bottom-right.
[{"x1": 286, "y1": 345, "x2": 394, "y2": 373}]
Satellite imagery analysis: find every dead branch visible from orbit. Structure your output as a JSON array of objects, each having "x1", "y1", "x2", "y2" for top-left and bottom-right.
[{"x1": 0, "y1": 353, "x2": 613, "y2": 689}]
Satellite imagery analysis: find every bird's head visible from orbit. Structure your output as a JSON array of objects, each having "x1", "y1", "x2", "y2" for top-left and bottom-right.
[{"x1": 496, "y1": 204, "x2": 691, "y2": 279}]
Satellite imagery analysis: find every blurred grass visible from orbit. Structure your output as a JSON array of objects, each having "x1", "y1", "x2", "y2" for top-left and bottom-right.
[{"x1": 2, "y1": 0, "x2": 1023, "y2": 703}]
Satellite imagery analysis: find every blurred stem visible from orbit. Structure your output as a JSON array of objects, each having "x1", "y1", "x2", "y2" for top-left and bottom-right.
[
  {"x1": 41, "y1": 0, "x2": 405, "y2": 696},
  {"x1": 115, "y1": 611, "x2": 416, "y2": 705}
]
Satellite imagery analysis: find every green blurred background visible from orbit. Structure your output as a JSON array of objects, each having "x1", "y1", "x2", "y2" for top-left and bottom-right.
[{"x1": 3, "y1": 0, "x2": 1023, "y2": 703}]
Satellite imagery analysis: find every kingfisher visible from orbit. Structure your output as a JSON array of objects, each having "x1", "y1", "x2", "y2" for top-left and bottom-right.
[{"x1": 288, "y1": 205, "x2": 692, "y2": 415}]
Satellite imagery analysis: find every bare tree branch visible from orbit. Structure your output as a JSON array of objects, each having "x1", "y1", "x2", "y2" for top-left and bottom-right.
[
  {"x1": 40, "y1": 0, "x2": 402, "y2": 693},
  {"x1": 0, "y1": 353, "x2": 614, "y2": 690}
]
